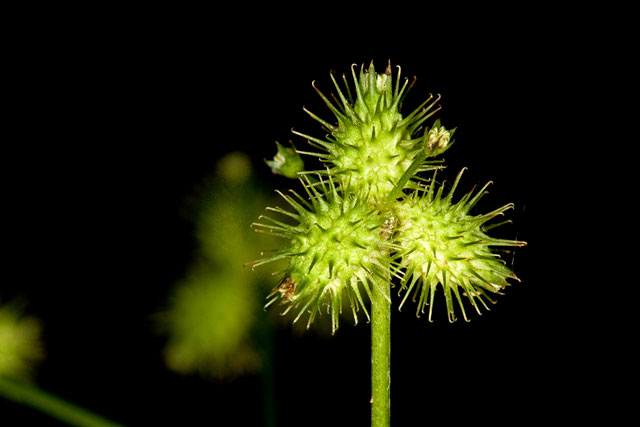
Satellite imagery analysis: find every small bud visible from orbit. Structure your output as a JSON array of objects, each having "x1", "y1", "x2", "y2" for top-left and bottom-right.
[
  {"x1": 427, "y1": 125, "x2": 451, "y2": 151},
  {"x1": 376, "y1": 73, "x2": 388, "y2": 93},
  {"x1": 265, "y1": 141, "x2": 304, "y2": 179}
]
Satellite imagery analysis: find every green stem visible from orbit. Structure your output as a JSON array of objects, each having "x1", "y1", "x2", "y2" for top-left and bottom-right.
[
  {"x1": 371, "y1": 277, "x2": 391, "y2": 427},
  {"x1": 0, "y1": 375, "x2": 125, "y2": 427}
]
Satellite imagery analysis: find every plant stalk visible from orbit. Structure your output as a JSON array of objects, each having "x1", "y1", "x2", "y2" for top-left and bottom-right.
[
  {"x1": 0, "y1": 375, "x2": 125, "y2": 427},
  {"x1": 371, "y1": 277, "x2": 391, "y2": 427}
]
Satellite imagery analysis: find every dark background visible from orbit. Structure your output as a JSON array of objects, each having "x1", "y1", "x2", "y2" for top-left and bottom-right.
[{"x1": 3, "y1": 12, "x2": 604, "y2": 427}]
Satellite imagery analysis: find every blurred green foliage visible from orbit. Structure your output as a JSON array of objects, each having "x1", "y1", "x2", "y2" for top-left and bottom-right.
[
  {"x1": 158, "y1": 152, "x2": 284, "y2": 379},
  {"x1": 0, "y1": 300, "x2": 44, "y2": 380},
  {"x1": 196, "y1": 155, "x2": 278, "y2": 276},
  {"x1": 163, "y1": 265, "x2": 260, "y2": 377}
]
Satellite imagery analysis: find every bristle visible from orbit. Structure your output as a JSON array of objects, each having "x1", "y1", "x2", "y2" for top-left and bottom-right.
[
  {"x1": 450, "y1": 280, "x2": 469, "y2": 322},
  {"x1": 400, "y1": 93, "x2": 434, "y2": 126},
  {"x1": 295, "y1": 148, "x2": 330, "y2": 159},
  {"x1": 311, "y1": 80, "x2": 346, "y2": 123},
  {"x1": 464, "y1": 181, "x2": 493, "y2": 212},
  {"x1": 256, "y1": 215, "x2": 297, "y2": 232},
  {"x1": 265, "y1": 206, "x2": 299, "y2": 220},
  {"x1": 330, "y1": 71, "x2": 361, "y2": 122},
  {"x1": 484, "y1": 237, "x2": 527, "y2": 247},
  {"x1": 302, "y1": 106, "x2": 338, "y2": 132},
  {"x1": 399, "y1": 271, "x2": 420, "y2": 311},
  {"x1": 398, "y1": 75, "x2": 417, "y2": 107},
  {"x1": 470, "y1": 203, "x2": 515, "y2": 225},
  {"x1": 275, "y1": 189, "x2": 308, "y2": 215},
  {"x1": 327, "y1": 172, "x2": 339, "y2": 202},
  {"x1": 246, "y1": 253, "x2": 290, "y2": 269},
  {"x1": 291, "y1": 128, "x2": 334, "y2": 151},
  {"x1": 427, "y1": 281, "x2": 437, "y2": 322},
  {"x1": 403, "y1": 94, "x2": 441, "y2": 131},
  {"x1": 481, "y1": 219, "x2": 513, "y2": 232},
  {"x1": 393, "y1": 65, "x2": 402, "y2": 100},
  {"x1": 425, "y1": 169, "x2": 438, "y2": 202},
  {"x1": 251, "y1": 221, "x2": 292, "y2": 234},
  {"x1": 408, "y1": 105, "x2": 442, "y2": 135},
  {"x1": 350, "y1": 63, "x2": 368, "y2": 114},
  {"x1": 292, "y1": 296, "x2": 316, "y2": 324},
  {"x1": 342, "y1": 73, "x2": 354, "y2": 104},
  {"x1": 288, "y1": 189, "x2": 314, "y2": 209},
  {"x1": 299, "y1": 176, "x2": 317, "y2": 202}
]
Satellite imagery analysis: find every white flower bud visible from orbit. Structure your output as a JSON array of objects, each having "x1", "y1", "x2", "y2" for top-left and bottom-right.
[{"x1": 427, "y1": 126, "x2": 451, "y2": 151}]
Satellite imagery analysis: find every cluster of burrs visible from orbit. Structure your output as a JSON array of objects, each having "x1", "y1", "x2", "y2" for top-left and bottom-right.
[{"x1": 248, "y1": 61, "x2": 525, "y2": 333}]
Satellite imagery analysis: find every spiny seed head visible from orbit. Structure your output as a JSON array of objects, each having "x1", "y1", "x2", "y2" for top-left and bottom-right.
[
  {"x1": 394, "y1": 169, "x2": 526, "y2": 322},
  {"x1": 250, "y1": 176, "x2": 396, "y2": 333},
  {"x1": 255, "y1": 61, "x2": 526, "y2": 332},
  {"x1": 294, "y1": 61, "x2": 450, "y2": 202}
]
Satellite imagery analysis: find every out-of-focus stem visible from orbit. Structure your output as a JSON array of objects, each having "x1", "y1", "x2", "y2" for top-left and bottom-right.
[{"x1": 0, "y1": 375, "x2": 125, "y2": 427}]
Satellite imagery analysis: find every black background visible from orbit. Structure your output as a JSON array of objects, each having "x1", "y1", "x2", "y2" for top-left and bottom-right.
[{"x1": 3, "y1": 10, "x2": 608, "y2": 427}]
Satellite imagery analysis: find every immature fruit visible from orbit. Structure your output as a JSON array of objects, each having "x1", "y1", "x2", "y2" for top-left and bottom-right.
[
  {"x1": 256, "y1": 61, "x2": 525, "y2": 330},
  {"x1": 293, "y1": 61, "x2": 451, "y2": 202},
  {"x1": 394, "y1": 169, "x2": 526, "y2": 321},
  {"x1": 249, "y1": 176, "x2": 397, "y2": 333}
]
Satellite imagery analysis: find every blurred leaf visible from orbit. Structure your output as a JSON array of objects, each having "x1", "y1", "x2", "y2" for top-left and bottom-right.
[{"x1": 0, "y1": 300, "x2": 44, "y2": 380}]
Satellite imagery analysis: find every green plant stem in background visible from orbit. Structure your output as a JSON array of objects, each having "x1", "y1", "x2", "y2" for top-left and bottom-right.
[
  {"x1": 371, "y1": 277, "x2": 391, "y2": 427},
  {"x1": 0, "y1": 375, "x2": 125, "y2": 427}
]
